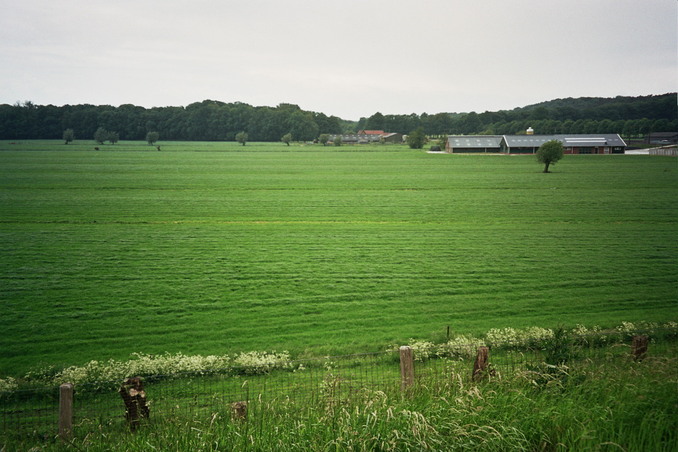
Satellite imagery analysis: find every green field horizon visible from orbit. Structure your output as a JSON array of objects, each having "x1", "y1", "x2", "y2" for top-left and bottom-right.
[{"x1": 1, "y1": 141, "x2": 676, "y2": 376}]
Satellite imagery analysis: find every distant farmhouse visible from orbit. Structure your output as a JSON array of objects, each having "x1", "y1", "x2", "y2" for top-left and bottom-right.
[
  {"x1": 329, "y1": 130, "x2": 404, "y2": 144},
  {"x1": 445, "y1": 134, "x2": 627, "y2": 154},
  {"x1": 358, "y1": 130, "x2": 385, "y2": 137}
]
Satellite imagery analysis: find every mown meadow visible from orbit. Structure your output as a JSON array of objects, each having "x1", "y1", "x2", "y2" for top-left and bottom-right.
[{"x1": 1, "y1": 141, "x2": 676, "y2": 376}]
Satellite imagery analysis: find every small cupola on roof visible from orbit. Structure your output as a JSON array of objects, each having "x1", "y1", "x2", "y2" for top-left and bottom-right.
[{"x1": 526, "y1": 127, "x2": 534, "y2": 135}]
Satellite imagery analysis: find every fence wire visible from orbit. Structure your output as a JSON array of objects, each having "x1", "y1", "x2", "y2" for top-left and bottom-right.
[
  {"x1": 1, "y1": 334, "x2": 675, "y2": 444},
  {"x1": 0, "y1": 386, "x2": 59, "y2": 443}
]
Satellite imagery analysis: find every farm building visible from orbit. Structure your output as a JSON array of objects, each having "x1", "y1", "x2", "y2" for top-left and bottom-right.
[
  {"x1": 445, "y1": 134, "x2": 627, "y2": 154},
  {"x1": 382, "y1": 132, "x2": 404, "y2": 143},
  {"x1": 329, "y1": 131, "x2": 403, "y2": 144},
  {"x1": 499, "y1": 135, "x2": 554, "y2": 153},
  {"x1": 445, "y1": 135, "x2": 503, "y2": 153},
  {"x1": 328, "y1": 134, "x2": 379, "y2": 144},
  {"x1": 358, "y1": 130, "x2": 404, "y2": 143},
  {"x1": 329, "y1": 134, "x2": 379, "y2": 144},
  {"x1": 503, "y1": 134, "x2": 626, "y2": 154},
  {"x1": 561, "y1": 135, "x2": 627, "y2": 154}
]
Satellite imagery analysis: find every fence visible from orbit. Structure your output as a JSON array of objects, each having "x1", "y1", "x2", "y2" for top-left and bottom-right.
[
  {"x1": 649, "y1": 147, "x2": 678, "y2": 156},
  {"x1": 0, "y1": 333, "x2": 673, "y2": 445}
]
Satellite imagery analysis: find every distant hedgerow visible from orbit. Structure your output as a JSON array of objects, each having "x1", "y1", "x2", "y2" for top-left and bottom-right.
[{"x1": 2, "y1": 321, "x2": 676, "y2": 394}]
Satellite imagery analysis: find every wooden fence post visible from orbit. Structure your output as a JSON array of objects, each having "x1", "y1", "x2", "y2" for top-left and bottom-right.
[
  {"x1": 472, "y1": 346, "x2": 490, "y2": 382},
  {"x1": 399, "y1": 346, "x2": 415, "y2": 390},
  {"x1": 631, "y1": 335, "x2": 649, "y2": 361},
  {"x1": 59, "y1": 383, "x2": 74, "y2": 441}
]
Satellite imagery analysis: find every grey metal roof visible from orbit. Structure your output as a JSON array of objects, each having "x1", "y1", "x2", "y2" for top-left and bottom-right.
[
  {"x1": 502, "y1": 136, "x2": 554, "y2": 147},
  {"x1": 503, "y1": 134, "x2": 627, "y2": 148},
  {"x1": 558, "y1": 134, "x2": 626, "y2": 147},
  {"x1": 447, "y1": 135, "x2": 503, "y2": 148}
]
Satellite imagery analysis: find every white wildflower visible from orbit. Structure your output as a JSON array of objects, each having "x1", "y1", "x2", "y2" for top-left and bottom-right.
[{"x1": 0, "y1": 377, "x2": 18, "y2": 393}]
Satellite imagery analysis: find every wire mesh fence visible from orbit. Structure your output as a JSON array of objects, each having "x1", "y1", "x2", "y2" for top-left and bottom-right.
[
  {"x1": 0, "y1": 386, "x2": 59, "y2": 443},
  {"x1": 72, "y1": 351, "x2": 403, "y2": 435},
  {"x1": 1, "y1": 332, "x2": 676, "y2": 445}
]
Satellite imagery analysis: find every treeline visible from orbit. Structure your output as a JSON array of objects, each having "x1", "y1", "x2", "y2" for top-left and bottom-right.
[
  {"x1": 0, "y1": 100, "x2": 344, "y2": 142},
  {"x1": 0, "y1": 94, "x2": 675, "y2": 141},
  {"x1": 358, "y1": 93, "x2": 677, "y2": 136}
]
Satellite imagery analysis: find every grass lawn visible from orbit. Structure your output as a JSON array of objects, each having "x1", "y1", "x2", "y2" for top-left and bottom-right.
[{"x1": 1, "y1": 141, "x2": 676, "y2": 375}]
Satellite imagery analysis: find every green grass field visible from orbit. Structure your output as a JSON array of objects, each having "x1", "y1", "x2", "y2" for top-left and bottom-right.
[{"x1": 1, "y1": 141, "x2": 677, "y2": 376}]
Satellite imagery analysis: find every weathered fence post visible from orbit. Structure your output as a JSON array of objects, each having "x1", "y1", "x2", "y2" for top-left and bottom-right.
[
  {"x1": 399, "y1": 346, "x2": 415, "y2": 390},
  {"x1": 231, "y1": 401, "x2": 248, "y2": 421},
  {"x1": 119, "y1": 377, "x2": 150, "y2": 431},
  {"x1": 472, "y1": 346, "x2": 490, "y2": 381},
  {"x1": 631, "y1": 335, "x2": 649, "y2": 361},
  {"x1": 59, "y1": 383, "x2": 74, "y2": 441}
]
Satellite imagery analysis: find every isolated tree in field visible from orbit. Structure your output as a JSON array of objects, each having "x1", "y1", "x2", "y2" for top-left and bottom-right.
[
  {"x1": 63, "y1": 128, "x2": 75, "y2": 144},
  {"x1": 318, "y1": 134, "x2": 330, "y2": 146},
  {"x1": 236, "y1": 131, "x2": 248, "y2": 146},
  {"x1": 333, "y1": 135, "x2": 342, "y2": 146},
  {"x1": 281, "y1": 133, "x2": 292, "y2": 146},
  {"x1": 108, "y1": 131, "x2": 119, "y2": 144},
  {"x1": 146, "y1": 131, "x2": 159, "y2": 145},
  {"x1": 536, "y1": 140, "x2": 564, "y2": 173},
  {"x1": 406, "y1": 128, "x2": 426, "y2": 149},
  {"x1": 94, "y1": 127, "x2": 108, "y2": 144}
]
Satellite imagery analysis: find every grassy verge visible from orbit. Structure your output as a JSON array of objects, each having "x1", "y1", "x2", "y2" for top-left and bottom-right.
[{"x1": 4, "y1": 344, "x2": 676, "y2": 451}]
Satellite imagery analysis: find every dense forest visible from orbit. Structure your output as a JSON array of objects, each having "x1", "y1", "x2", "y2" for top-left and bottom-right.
[
  {"x1": 0, "y1": 94, "x2": 675, "y2": 142},
  {"x1": 0, "y1": 101, "x2": 344, "y2": 142},
  {"x1": 358, "y1": 93, "x2": 677, "y2": 137}
]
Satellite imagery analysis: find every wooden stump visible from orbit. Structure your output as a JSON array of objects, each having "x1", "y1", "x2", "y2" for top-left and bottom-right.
[
  {"x1": 231, "y1": 401, "x2": 248, "y2": 421},
  {"x1": 472, "y1": 346, "x2": 490, "y2": 382},
  {"x1": 631, "y1": 335, "x2": 649, "y2": 361},
  {"x1": 119, "y1": 377, "x2": 150, "y2": 431}
]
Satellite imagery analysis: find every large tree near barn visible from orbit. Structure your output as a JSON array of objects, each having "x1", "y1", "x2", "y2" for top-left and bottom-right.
[
  {"x1": 536, "y1": 140, "x2": 564, "y2": 173},
  {"x1": 406, "y1": 127, "x2": 426, "y2": 149}
]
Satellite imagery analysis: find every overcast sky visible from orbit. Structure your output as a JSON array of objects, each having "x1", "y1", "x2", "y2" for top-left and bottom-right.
[{"x1": 0, "y1": 0, "x2": 675, "y2": 120}]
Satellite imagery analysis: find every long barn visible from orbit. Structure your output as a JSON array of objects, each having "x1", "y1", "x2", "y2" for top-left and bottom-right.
[{"x1": 445, "y1": 134, "x2": 627, "y2": 154}]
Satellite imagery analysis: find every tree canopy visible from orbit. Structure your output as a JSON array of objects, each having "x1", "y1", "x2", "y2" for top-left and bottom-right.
[
  {"x1": 406, "y1": 128, "x2": 426, "y2": 149},
  {"x1": 62, "y1": 128, "x2": 74, "y2": 144},
  {"x1": 235, "y1": 131, "x2": 248, "y2": 146},
  {"x1": 0, "y1": 94, "x2": 674, "y2": 141},
  {"x1": 146, "y1": 131, "x2": 159, "y2": 145},
  {"x1": 536, "y1": 140, "x2": 564, "y2": 173},
  {"x1": 93, "y1": 127, "x2": 108, "y2": 144},
  {"x1": 318, "y1": 134, "x2": 330, "y2": 146},
  {"x1": 0, "y1": 101, "x2": 343, "y2": 142}
]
